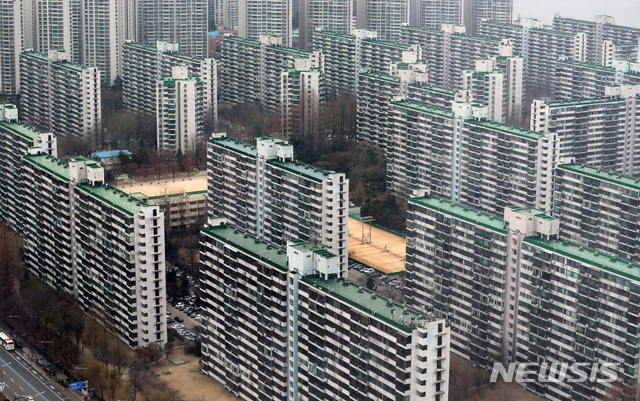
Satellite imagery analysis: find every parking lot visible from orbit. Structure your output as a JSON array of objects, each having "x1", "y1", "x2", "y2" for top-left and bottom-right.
[{"x1": 348, "y1": 262, "x2": 406, "y2": 303}]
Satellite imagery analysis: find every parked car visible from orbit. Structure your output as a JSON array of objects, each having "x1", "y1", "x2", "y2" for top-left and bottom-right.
[
  {"x1": 167, "y1": 317, "x2": 175, "y2": 324},
  {"x1": 175, "y1": 316, "x2": 184, "y2": 323}
]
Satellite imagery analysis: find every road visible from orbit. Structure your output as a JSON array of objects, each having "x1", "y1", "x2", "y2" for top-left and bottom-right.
[
  {"x1": 0, "y1": 347, "x2": 73, "y2": 401},
  {"x1": 167, "y1": 305, "x2": 201, "y2": 332}
]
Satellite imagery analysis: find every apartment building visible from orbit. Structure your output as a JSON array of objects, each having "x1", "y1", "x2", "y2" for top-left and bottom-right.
[
  {"x1": 531, "y1": 85, "x2": 640, "y2": 176},
  {"x1": 461, "y1": 45, "x2": 523, "y2": 122},
  {"x1": 220, "y1": 36, "x2": 322, "y2": 115},
  {"x1": 280, "y1": 67, "x2": 325, "y2": 136},
  {"x1": 200, "y1": 218, "x2": 450, "y2": 401},
  {"x1": 298, "y1": 0, "x2": 352, "y2": 49},
  {"x1": 145, "y1": 191, "x2": 207, "y2": 230},
  {"x1": 554, "y1": 162, "x2": 640, "y2": 264},
  {"x1": 553, "y1": 59, "x2": 640, "y2": 100},
  {"x1": 387, "y1": 100, "x2": 557, "y2": 215},
  {"x1": 122, "y1": 41, "x2": 217, "y2": 124},
  {"x1": 0, "y1": 106, "x2": 57, "y2": 232},
  {"x1": 468, "y1": 0, "x2": 512, "y2": 35},
  {"x1": 355, "y1": 0, "x2": 410, "y2": 42},
  {"x1": 20, "y1": 50, "x2": 101, "y2": 140},
  {"x1": 400, "y1": 24, "x2": 502, "y2": 89},
  {"x1": 553, "y1": 15, "x2": 640, "y2": 66},
  {"x1": 0, "y1": 0, "x2": 22, "y2": 95},
  {"x1": 416, "y1": 0, "x2": 463, "y2": 30},
  {"x1": 238, "y1": 0, "x2": 292, "y2": 46},
  {"x1": 207, "y1": 134, "x2": 349, "y2": 272},
  {"x1": 137, "y1": 0, "x2": 208, "y2": 58},
  {"x1": 406, "y1": 192, "x2": 640, "y2": 401},
  {"x1": 360, "y1": 39, "x2": 421, "y2": 75},
  {"x1": 478, "y1": 19, "x2": 581, "y2": 93},
  {"x1": 210, "y1": 0, "x2": 239, "y2": 31},
  {"x1": 157, "y1": 66, "x2": 204, "y2": 154}
]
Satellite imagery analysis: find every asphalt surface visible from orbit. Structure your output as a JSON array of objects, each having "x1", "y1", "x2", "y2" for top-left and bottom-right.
[
  {"x1": 167, "y1": 305, "x2": 201, "y2": 332},
  {"x1": 0, "y1": 347, "x2": 74, "y2": 401}
]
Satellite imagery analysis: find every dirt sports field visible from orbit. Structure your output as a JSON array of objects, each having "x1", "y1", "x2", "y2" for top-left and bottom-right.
[
  {"x1": 119, "y1": 174, "x2": 207, "y2": 197},
  {"x1": 348, "y1": 217, "x2": 406, "y2": 274}
]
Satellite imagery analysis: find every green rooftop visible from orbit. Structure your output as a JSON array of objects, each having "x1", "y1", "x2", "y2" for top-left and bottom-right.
[
  {"x1": 75, "y1": 183, "x2": 151, "y2": 216},
  {"x1": 303, "y1": 276, "x2": 439, "y2": 333},
  {"x1": 546, "y1": 96, "x2": 630, "y2": 108},
  {"x1": 410, "y1": 195, "x2": 507, "y2": 233},
  {"x1": 408, "y1": 84, "x2": 457, "y2": 96},
  {"x1": 23, "y1": 153, "x2": 70, "y2": 181},
  {"x1": 557, "y1": 59, "x2": 615, "y2": 72},
  {"x1": 390, "y1": 99, "x2": 454, "y2": 119},
  {"x1": 466, "y1": 119, "x2": 546, "y2": 141},
  {"x1": 0, "y1": 121, "x2": 47, "y2": 141},
  {"x1": 314, "y1": 30, "x2": 355, "y2": 39},
  {"x1": 269, "y1": 160, "x2": 332, "y2": 183},
  {"x1": 507, "y1": 206, "x2": 557, "y2": 221},
  {"x1": 288, "y1": 238, "x2": 337, "y2": 259},
  {"x1": 558, "y1": 164, "x2": 640, "y2": 191},
  {"x1": 202, "y1": 222, "x2": 288, "y2": 271},
  {"x1": 525, "y1": 237, "x2": 640, "y2": 282},
  {"x1": 222, "y1": 36, "x2": 261, "y2": 46},
  {"x1": 362, "y1": 38, "x2": 413, "y2": 49},
  {"x1": 359, "y1": 71, "x2": 400, "y2": 83},
  {"x1": 209, "y1": 136, "x2": 258, "y2": 157}
]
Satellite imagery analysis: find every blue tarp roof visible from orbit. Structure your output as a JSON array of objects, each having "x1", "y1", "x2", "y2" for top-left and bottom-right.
[
  {"x1": 92, "y1": 150, "x2": 131, "y2": 158},
  {"x1": 208, "y1": 31, "x2": 219, "y2": 37}
]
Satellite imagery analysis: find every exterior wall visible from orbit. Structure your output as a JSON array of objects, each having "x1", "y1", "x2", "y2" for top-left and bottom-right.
[
  {"x1": 0, "y1": 0, "x2": 22, "y2": 94},
  {"x1": 299, "y1": 0, "x2": 352, "y2": 50},
  {"x1": 554, "y1": 59, "x2": 618, "y2": 100},
  {"x1": 469, "y1": 0, "x2": 512, "y2": 35},
  {"x1": 359, "y1": 39, "x2": 418, "y2": 75},
  {"x1": 531, "y1": 94, "x2": 640, "y2": 176},
  {"x1": 280, "y1": 68, "x2": 324, "y2": 136},
  {"x1": 311, "y1": 31, "x2": 357, "y2": 97},
  {"x1": 238, "y1": 0, "x2": 293, "y2": 46},
  {"x1": 387, "y1": 100, "x2": 557, "y2": 215},
  {"x1": 122, "y1": 42, "x2": 217, "y2": 124},
  {"x1": 200, "y1": 222, "x2": 450, "y2": 401},
  {"x1": 554, "y1": 164, "x2": 640, "y2": 264},
  {"x1": 418, "y1": 0, "x2": 463, "y2": 30},
  {"x1": 358, "y1": 0, "x2": 410, "y2": 42},
  {"x1": 147, "y1": 191, "x2": 208, "y2": 230},
  {"x1": 137, "y1": 0, "x2": 208, "y2": 58},
  {"x1": 219, "y1": 37, "x2": 261, "y2": 103},
  {"x1": 81, "y1": 0, "x2": 124, "y2": 85},
  {"x1": 356, "y1": 72, "x2": 401, "y2": 150}
]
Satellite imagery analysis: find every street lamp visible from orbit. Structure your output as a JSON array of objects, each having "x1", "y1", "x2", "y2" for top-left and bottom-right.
[{"x1": 0, "y1": 362, "x2": 11, "y2": 382}]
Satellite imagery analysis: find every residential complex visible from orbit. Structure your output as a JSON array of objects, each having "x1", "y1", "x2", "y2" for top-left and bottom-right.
[
  {"x1": 406, "y1": 192, "x2": 640, "y2": 401},
  {"x1": 279, "y1": 67, "x2": 325, "y2": 136},
  {"x1": 157, "y1": 66, "x2": 204, "y2": 154},
  {"x1": 467, "y1": 0, "x2": 512, "y2": 35},
  {"x1": 400, "y1": 24, "x2": 503, "y2": 89},
  {"x1": 553, "y1": 59, "x2": 640, "y2": 100},
  {"x1": 416, "y1": 0, "x2": 463, "y2": 30},
  {"x1": 200, "y1": 218, "x2": 450, "y2": 401},
  {"x1": 478, "y1": 19, "x2": 582, "y2": 93},
  {"x1": 207, "y1": 134, "x2": 349, "y2": 272},
  {"x1": 122, "y1": 41, "x2": 217, "y2": 124},
  {"x1": 553, "y1": 15, "x2": 640, "y2": 66},
  {"x1": 531, "y1": 86, "x2": 640, "y2": 176},
  {"x1": 0, "y1": 110, "x2": 167, "y2": 348},
  {"x1": 355, "y1": 0, "x2": 410, "y2": 42},
  {"x1": 220, "y1": 35, "x2": 323, "y2": 116},
  {"x1": 137, "y1": 0, "x2": 208, "y2": 58},
  {"x1": 238, "y1": 0, "x2": 293, "y2": 46},
  {"x1": 386, "y1": 100, "x2": 557, "y2": 215},
  {"x1": 298, "y1": 0, "x2": 352, "y2": 49},
  {"x1": 19, "y1": 50, "x2": 101, "y2": 140}
]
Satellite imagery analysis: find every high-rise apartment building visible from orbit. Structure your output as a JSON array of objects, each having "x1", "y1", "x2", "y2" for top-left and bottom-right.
[
  {"x1": 406, "y1": 192, "x2": 640, "y2": 401},
  {"x1": 0, "y1": 0, "x2": 22, "y2": 95},
  {"x1": 157, "y1": 66, "x2": 204, "y2": 154},
  {"x1": 137, "y1": 0, "x2": 208, "y2": 58},
  {"x1": 461, "y1": 45, "x2": 523, "y2": 122},
  {"x1": 554, "y1": 162, "x2": 640, "y2": 264},
  {"x1": 298, "y1": 0, "x2": 352, "y2": 49},
  {"x1": 0, "y1": 110, "x2": 167, "y2": 348},
  {"x1": 0, "y1": 106, "x2": 57, "y2": 232},
  {"x1": 531, "y1": 85, "x2": 640, "y2": 176},
  {"x1": 220, "y1": 36, "x2": 323, "y2": 115},
  {"x1": 207, "y1": 134, "x2": 349, "y2": 272},
  {"x1": 553, "y1": 15, "x2": 640, "y2": 66},
  {"x1": 20, "y1": 50, "x2": 101, "y2": 140},
  {"x1": 210, "y1": 0, "x2": 239, "y2": 31},
  {"x1": 416, "y1": 0, "x2": 463, "y2": 30},
  {"x1": 238, "y1": 0, "x2": 293, "y2": 46},
  {"x1": 122, "y1": 41, "x2": 217, "y2": 124},
  {"x1": 467, "y1": 0, "x2": 512, "y2": 35},
  {"x1": 311, "y1": 31, "x2": 358, "y2": 97},
  {"x1": 400, "y1": 24, "x2": 502, "y2": 89},
  {"x1": 80, "y1": 0, "x2": 125, "y2": 85},
  {"x1": 355, "y1": 0, "x2": 410, "y2": 42},
  {"x1": 279, "y1": 67, "x2": 325, "y2": 136},
  {"x1": 386, "y1": 100, "x2": 557, "y2": 215},
  {"x1": 553, "y1": 59, "x2": 640, "y2": 101},
  {"x1": 478, "y1": 18, "x2": 582, "y2": 93},
  {"x1": 200, "y1": 218, "x2": 450, "y2": 401}
]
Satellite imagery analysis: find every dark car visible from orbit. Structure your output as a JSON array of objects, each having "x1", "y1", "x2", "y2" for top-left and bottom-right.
[
  {"x1": 167, "y1": 317, "x2": 175, "y2": 324},
  {"x1": 174, "y1": 316, "x2": 184, "y2": 323}
]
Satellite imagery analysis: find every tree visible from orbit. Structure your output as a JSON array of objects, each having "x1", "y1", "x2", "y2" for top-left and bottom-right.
[
  {"x1": 365, "y1": 276, "x2": 376, "y2": 290},
  {"x1": 0, "y1": 223, "x2": 20, "y2": 306},
  {"x1": 127, "y1": 353, "x2": 150, "y2": 401}
]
